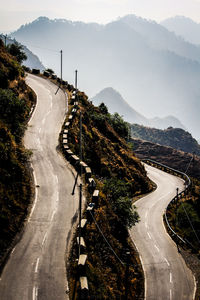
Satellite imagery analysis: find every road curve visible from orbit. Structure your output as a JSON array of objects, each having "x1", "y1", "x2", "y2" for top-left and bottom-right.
[
  {"x1": 0, "y1": 74, "x2": 79, "y2": 300},
  {"x1": 130, "y1": 164, "x2": 195, "y2": 300}
]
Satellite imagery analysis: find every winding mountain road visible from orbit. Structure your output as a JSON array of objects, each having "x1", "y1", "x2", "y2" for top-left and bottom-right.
[
  {"x1": 0, "y1": 74, "x2": 79, "y2": 300},
  {"x1": 130, "y1": 164, "x2": 195, "y2": 300}
]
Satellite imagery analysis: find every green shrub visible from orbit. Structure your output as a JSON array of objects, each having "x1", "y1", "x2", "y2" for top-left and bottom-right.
[
  {"x1": 6, "y1": 42, "x2": 27, "y2": 64},
  {"x1": 0, "y1": 88, "x2": 29, "y2": 139}
]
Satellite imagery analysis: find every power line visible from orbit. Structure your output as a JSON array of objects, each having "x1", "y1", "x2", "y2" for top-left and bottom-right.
[
  {"x1": 89, "y1": 210, "x2": 125, "y2": 265},
  {"x1": 184, "y1": 153, "x2": 194, "y2": 174},
  {"x1": 180, "y1": 202, "x2": 200, "y2": 246}
]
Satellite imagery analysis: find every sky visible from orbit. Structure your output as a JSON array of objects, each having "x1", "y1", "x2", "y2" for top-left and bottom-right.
[{"x1": 1, "y1": 0, "x2": 200, "y2": 32}]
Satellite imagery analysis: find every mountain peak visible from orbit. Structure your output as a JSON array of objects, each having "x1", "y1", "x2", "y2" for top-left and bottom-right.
[{"x1": 161, "y1": 16, "x2": 200, "y2": 45}]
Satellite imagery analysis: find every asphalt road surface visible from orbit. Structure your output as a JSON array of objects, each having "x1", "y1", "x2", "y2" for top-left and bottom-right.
[
  {"x1": 130, "y1": 164, "x2": 195, "y2": 300},
  {"x1": 0, "y1": 74, "x2": 79, "y2": 300}
]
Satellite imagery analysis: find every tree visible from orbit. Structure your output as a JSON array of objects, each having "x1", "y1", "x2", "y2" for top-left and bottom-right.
[
  {"x1": 110, "y1": 113, "x2": 130, "y2": 140},
  {"x1": 99, "y1": 102, "x2": 108, "y2": 115},
  {"x1": 7, "y1": 42, "x2": 27, "y2": 64},
  {"x1": 113, "y1": 196, "x2": 139, "y2": 228},
  {"x1": 46, "y1": 68, "x2": 54, "y2": 74},
  {"x1": 0, "y1": 88, "x2": 28, "y2": 138}
]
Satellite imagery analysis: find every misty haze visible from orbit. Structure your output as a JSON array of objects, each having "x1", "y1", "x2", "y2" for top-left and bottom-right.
[{"x1": 11, "y1": 15, "x2": 200, "y2": 140}]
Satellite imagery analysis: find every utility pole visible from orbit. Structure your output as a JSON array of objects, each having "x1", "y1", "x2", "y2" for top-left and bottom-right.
[
  {"x1": 60, "y1": 50, "x2": 63, "y2": 83},
  {"x1": 125, "y1": 251, "x2": 130, "y2": 300},
  {"x1": 176, "y1": 187, "x2": 179, "y2": 210},
  {"x1": 75, "y1": 70, "x2": 78, "y2": 91},
  {"x1": 3, "y1": 34, "x2": 7, "y2": 46}
]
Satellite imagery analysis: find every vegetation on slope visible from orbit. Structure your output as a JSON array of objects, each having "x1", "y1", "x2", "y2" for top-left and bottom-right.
[
  {"x1": 65, "y1": 95, "x2": 153, "y2": 299},
  {"x1": 0, "y1": 39, "x2": 35, "y2": 266},
  {"x1": 132, "y1": 138, "x2": 200, "y2": 180},
  {"x1": 131, "y1": 124, "x2": 200, "y2": 155}
]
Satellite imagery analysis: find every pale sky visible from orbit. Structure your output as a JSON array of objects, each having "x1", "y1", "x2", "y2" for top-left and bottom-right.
[{"x1": 1, "y1": 0, "x2": 200, "y2": 32}]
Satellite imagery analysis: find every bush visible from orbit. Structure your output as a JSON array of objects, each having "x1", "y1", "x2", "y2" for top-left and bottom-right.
[
  {"x1": 110, "y1": 113, "x2": 130, "y2": 140},
  {"x1": 103, "y1": 178, "x2": 139, "y2": 228},
  {"x1": 0, "y1": 88, "x2": 29, "y2": 139},
  {"x1": 6, "y1": 42, "x2": 27, "y2": 64}
]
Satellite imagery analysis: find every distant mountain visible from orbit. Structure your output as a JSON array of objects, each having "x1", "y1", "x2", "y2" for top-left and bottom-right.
[
  {"x1": 120, "y1": 15, "x2": 200, "y2": 63},
  {"x1": 161, "y1": 16, "x2": 200, "y2": 45},
  {"x1": 11, "y1": 15, "x2": 200, "y2": 139},
  {"x1": 131, "y1": 124, "x2": 200, "y2": 156},
  {"x1": 91, "y1": 87, "x2": 147, "y2": 124},
  {"x1": 0, "y1": 35, "x2": 45, "y2": 70},
  {"x1": 92, "y1": 87, "x2": 185, "y2": 129}
]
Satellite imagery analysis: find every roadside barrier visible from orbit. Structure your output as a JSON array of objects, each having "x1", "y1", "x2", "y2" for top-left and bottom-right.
[
  {"x1": 60, "y1": 91, "x2": 100, "y2": 299},
  {"x1": 143, "y1": 159, "x2": 191, "y2": 246}
]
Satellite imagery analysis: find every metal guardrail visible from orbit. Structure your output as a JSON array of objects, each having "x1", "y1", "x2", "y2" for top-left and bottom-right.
[{"x1": 142, "y1": 158, "x2": 191, "y2": 245}]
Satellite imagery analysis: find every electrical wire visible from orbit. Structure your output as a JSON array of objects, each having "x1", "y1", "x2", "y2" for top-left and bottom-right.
[
  {"x1": 180, "y1": 202, "x2": 200, "y2": 245},
  {"x1": 88, "y1": 210, "x2": 125, "y2": 266}
]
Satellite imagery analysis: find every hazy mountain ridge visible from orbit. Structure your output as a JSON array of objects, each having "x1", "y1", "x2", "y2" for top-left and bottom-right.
[
  {"x1": 120, "y1": 15, "x2": 200, "y2": 63},
  {"x1": 11, "y1": 15, "x2": 200, "y2": 139},
  {"x1": 161, "y1": 16, "x2": 200, "y2": 45},
  {"x1": 92, "y1": 87, "x2": 185, "y2": 129},
  {"x1": 131, "y1": 124, "x2": 200, "y2": 156}
]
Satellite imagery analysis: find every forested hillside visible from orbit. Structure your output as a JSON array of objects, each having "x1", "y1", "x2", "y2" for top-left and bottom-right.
[
  {"x1": 131, "y1": 124, "x2": 200, "y2": 156},
  {"x1": 0, "y1": 39, "x2": 35, "y2": 266}
]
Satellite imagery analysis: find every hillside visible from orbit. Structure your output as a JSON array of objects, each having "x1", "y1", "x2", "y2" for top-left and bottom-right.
[
  {"x1": 63, "y1": 93, "x2": 153, "y2": 298},
  {"x1": 92, "y1": 87, "x2": 185, "y2": 129},
  {"x1": 131, "y1": 138, "x2": 200, "y2": 180},
  {"x1": 0, "y1": 38, "x2": 35, "y2": 266},
  {"x1": 131, "y1": 124, "x2": 200, "y2": 156},
  {"x1": 161, "y1": 16, "x2": 200, "y2": 45},
  {"x1": 0, "y1": 35, "x2": 45, "y2": 71},
  {"x1": 11, "y1": 15, "x2": 200, "y2": 139}
]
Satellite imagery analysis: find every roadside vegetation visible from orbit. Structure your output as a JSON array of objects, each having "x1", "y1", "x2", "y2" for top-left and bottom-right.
[
  {"x1": 64, "y1": 92, "x2": 153, "y2": 299},
  {"x1": 0, "y1": 39, "x2": 35, "y2": 268}
]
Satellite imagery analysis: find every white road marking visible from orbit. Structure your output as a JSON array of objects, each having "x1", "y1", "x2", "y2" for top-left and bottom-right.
[
  {"x1": 51, "y1": 210, "x2": 56, "y2": 221},
  {"x1": 28, "y1": 167, "x2": 39, "y2": 222},
  {"x1": 154, "y1": 244, "x2": 160, "y2": 252},
  {"x1": 55, "y1": 190, "x2": 59, "y2": 203},
  {"x1": 42, "y1": 232, "x2": 47, "y2": 246},
  {"x1": 35, "y1": 258, "x2": 40, "y2": 273},
  {"x1": 11, "y1": 247, "x2": 16, "y2": 254},
  {"x1": 55, "y1": 175, "x2": 58, "y2": 184},
  {"x1": 145, "y1": 222, "x2": 148, "y2": 228},
  {"x1": 147, "y1": 232, "x2": 152, "y2": 240},
  {"x1": 164, "y1": 257, "x2": 170, "y2": 266},
  {"x1": 42, "y1": 117, "x2": 46, "y2": 125},
  {"x1": 170, "y1": 288, "x2": 172, "y2": 300},
  {"x1": 170, "y1": 272, "x2": 173, "y2": 283},
  {"x1": 145, "y1": 212, "x2": 148, "y2": 219},
  {"x1": 32, "y1": 286, "x2": 38, "y2": 300}
]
